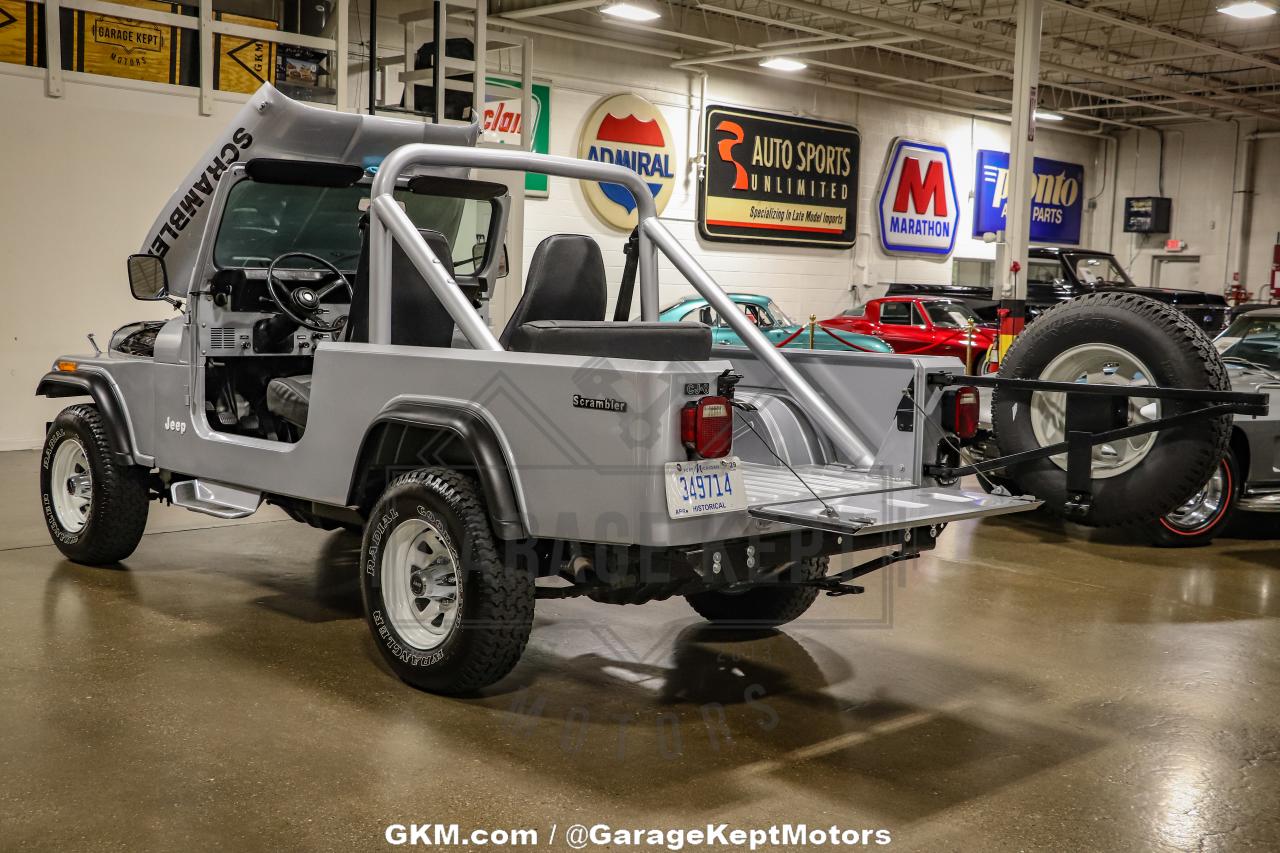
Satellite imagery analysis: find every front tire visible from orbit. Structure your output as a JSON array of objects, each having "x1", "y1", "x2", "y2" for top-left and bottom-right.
[
  {"x1": 360, "y1": 469, "x2": 534, "y2": 695},
  {"x1": 684, "y1": 557, "x2": 828, "y2": 627},
  {"x1": 39, "y1": 404, "x2": 150, "y2": 565},
  {"x1": 1150, "y1": 450, "x2": 1240, "y2": 547}
]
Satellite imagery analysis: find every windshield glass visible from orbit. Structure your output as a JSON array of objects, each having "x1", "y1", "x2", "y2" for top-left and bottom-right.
[
  {"x1": 1216, "y1": 315, "x2": 1280, "y2": 372},
  {"x1": 765, "y1": 300, "x2": 796, "y2": 326},
  {"x1": 213, "y1": 180, "x2": 494, "y2": 274},
  {"x1": 923, "y1": 301, "x2": 977, "y2": 327},
  {"x1": 1068, "y1": 254, "x2": 1133, "y2": 287}
]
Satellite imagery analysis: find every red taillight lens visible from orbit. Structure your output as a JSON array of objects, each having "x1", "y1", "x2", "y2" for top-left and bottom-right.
[
  {"x1": 952, "y1": 384, "x2": 977, "y2": 438},
  {"x1": 681, "y1": 395, "x2": 733, "y2": 458}
]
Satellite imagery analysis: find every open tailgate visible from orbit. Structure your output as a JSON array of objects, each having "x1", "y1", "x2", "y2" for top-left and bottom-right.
[{"x1": 741, "y1": 462, "x2": 1040, "y2": 536}]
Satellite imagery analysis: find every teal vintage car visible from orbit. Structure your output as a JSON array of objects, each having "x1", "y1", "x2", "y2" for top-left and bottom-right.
[{"x1": 658, "y1": 293, "x2": 893, "y2": 353}]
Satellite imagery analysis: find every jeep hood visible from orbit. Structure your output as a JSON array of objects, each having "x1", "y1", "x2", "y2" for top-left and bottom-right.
[{"x1": 142, "y1": 83, "x2": 480, "y2": 298}]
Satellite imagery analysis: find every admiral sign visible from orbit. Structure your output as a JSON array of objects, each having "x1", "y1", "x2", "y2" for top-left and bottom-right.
[
  {"x1": 578, "y1": 93, "x2": 676, "y2": 230},
  {"x1": 699, "y1": 105, "x2": 859, "y2": 248},
  {"x1": 876, "y1": 138, "x2": 960, "y2": 258},
  {"x1": 974, "y1": 150, "x2": 1084, "y2": 244}
]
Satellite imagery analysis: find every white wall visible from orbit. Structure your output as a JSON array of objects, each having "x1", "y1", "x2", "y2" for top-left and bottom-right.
[
  {"x1": 0, "y1": 74, "x2": 252, "y2": 449},
  {"x1": 507, "y1": 40, "x2": 1105, "y2": 324},
  {"x1": 0, "y1": 17, "x2": 1105, "y2": 449}
]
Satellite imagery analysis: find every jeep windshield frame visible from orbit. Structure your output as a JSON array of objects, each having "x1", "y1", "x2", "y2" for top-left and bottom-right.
[{"x1": 212, "y1": 177, "x2": 499, "y2": 276}]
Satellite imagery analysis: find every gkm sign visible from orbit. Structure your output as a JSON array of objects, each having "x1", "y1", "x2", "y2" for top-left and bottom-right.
[
  {"x1": 876, "y1": 138, "x2": 960, "y2": 258},
  {"x1": 578, "y1": 93, "x2": 676, "y2": 230}
]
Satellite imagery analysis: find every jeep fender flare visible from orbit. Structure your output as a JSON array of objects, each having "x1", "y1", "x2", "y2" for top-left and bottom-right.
[
  {"x1": 348, "y1": 400, "x2": 526, "y2": 540},
  {"x1": 36, "y1": 371, "x2": 141, "y2": 466}
]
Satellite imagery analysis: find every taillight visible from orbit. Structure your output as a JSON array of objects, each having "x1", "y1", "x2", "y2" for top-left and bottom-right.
[
  {"x1": 681, "y1": 395, "x2": 733, "y2": 458},
  {"x1": 943, "y1": 386, "x2": 980, "y2": 440}
]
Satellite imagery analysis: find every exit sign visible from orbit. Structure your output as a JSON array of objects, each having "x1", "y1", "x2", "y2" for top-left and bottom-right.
[{"x1": 1165, "y1": 239, "x2": 1186, "y2": 252}]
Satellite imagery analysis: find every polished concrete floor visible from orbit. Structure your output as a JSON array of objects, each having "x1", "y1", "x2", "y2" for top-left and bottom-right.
[{"x1": 2, "y1": 448, "x2": 1278, "y2": 852}]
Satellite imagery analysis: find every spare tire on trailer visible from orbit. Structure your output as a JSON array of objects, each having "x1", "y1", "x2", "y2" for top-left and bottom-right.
[{"x1": 991, "y1": 292, "x2": 1230, "y2": 527}]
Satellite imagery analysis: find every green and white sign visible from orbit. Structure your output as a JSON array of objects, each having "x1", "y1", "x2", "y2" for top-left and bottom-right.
[{"x1": 484, "y1": 75, "x2": 551, "y2": 197}]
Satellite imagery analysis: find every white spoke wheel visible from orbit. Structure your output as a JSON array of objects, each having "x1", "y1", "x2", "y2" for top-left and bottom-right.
[
  {"x1": 39, "y1": 404, "x2": 150, "y2": 564},
  {"x1": 991, "y1": 293, "x2": 1231, "y2": 528},
  {"x1": 1029, "y1": 344, "x2": 1159, "y2": 479},
  {"x1": 381, "y1": 518, "x2": 461, "y2": 652},
  {"x1": 50, "y1": 438, "x2": 93, "y2": 533},
  {"x1": 360, "y1": 469, "x2": 534, "y2": 695}
]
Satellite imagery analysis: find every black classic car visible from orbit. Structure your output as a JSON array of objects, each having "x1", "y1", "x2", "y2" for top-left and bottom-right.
[{"x1": 888, "y1": 248, "x2": 1230, "y2": 335}]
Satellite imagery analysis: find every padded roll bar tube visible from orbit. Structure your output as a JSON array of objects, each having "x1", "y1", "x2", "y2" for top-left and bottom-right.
[
  {"x1": 367, "y1": 144, "x2": 661, "y2": 344},
  {"x1": 641, "y1": 219, "x2": 877, "y2": 469}
]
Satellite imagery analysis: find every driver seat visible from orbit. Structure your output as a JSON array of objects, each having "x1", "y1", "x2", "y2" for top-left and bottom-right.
[{"x1": 266, "y1": 227, "x2": 458, "y2": 433}]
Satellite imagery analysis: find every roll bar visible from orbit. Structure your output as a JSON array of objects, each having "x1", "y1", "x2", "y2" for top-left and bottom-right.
[{"x1": 366, "y1": 143, "x2": 875, "y2": 469}]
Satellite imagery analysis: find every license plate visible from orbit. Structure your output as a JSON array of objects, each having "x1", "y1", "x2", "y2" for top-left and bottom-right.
[{"x1": 664, "y1": 457, "x2": 747, "y2": 519}]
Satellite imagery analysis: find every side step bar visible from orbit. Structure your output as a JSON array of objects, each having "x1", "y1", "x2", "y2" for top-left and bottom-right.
[{"x1": 170, "y1": 479, "x2": 262, "y2": 519}]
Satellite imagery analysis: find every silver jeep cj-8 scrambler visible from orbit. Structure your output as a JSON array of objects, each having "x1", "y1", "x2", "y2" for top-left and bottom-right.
[{"x1": 36, "y1": 86, "x2": 1264, "y2": 695}]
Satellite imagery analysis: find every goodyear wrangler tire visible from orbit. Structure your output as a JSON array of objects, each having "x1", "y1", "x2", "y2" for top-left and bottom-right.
[
  {"x1": 684, "y1": 557, "x2": 828, "y2": 627},
  {"x1": 361, "y1": 468, "x2": 534, "y2": 695},
  {"x1": 39, "y1": 404, "x2": 150, "y2": 565},
  {"x1": 992, "y1": 293, "x2": 1230, "y2": 527}
]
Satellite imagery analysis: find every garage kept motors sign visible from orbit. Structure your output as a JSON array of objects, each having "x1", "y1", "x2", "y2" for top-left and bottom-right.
[
  {"x1": 699, "y1": 105, "x2": 858, "y2": 248},
  {"x1": 876, "y1": 138, "x2": 960, "y2": 258},
  {"x1": 973, "y1": 149, "x2": 1084, "y2": 244}
]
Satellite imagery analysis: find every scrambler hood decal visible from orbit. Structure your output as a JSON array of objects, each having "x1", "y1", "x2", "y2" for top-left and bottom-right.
[{"x1": 141, "y1": 83, "x2": 480, "y2": 298}]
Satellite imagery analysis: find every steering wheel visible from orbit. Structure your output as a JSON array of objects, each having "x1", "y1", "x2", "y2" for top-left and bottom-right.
[{"x1": 265, "y1": 252, "x2": 353, "y2": 333}]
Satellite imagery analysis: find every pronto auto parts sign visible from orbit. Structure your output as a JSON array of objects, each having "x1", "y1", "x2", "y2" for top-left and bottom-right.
[
  {"x1": 973, "y1": 149, "x2": 1084, "y2": 244},
  {"x1": 699, "y1": 105, "x2": 858, "y2": 249},
  {"x1": 578, "y1": 93, "x2": 676, "y2": 230},
  {"x1": 876, "y1": 138, "x2": 960, "y2": 258}
]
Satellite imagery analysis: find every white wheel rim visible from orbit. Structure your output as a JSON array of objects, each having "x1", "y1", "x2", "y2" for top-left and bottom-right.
[
  {"x1": 382, "y1": 515, "x2": 461, "y2": 651},
  {"x1": 1029, "y1": 343, "x2": 1160, "y2": 479},
  {"x1": 1165, "y1": 464, "x2": 1226, "y2": 531},
  {"x1": 51, "y1": 438, "x2": 92, "y2": 533}
]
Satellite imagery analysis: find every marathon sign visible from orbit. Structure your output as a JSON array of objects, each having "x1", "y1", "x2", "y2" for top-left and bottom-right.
[
  {"x1": 974, "y1": 149, "x2": 1084, "y2": 244},
  {"x1": 876, "y1": 138, "x2": 960, "y2": 258},
  {"x1": 699, "y1": 105, "x2": 859, "y2": 248}
]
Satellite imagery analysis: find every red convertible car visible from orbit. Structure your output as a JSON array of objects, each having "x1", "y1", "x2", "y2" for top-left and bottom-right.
[{"x1": 823, "y1": 296, "x2": 997, "y2": 363}]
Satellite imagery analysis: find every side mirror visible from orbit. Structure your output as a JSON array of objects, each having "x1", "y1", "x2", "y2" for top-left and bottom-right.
[
  {"x1": 496, "y1": 244, "x2": 510, "y2": 279},
  {"x1": 698, "y1": 306, "x2": 714, "y2": 325},
  {"x1": 127, "y1": 254, "x2": 169, "y2": 301}
]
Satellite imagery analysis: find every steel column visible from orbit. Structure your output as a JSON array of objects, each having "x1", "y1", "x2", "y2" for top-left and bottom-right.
[{"x1": 999, "y1": 0, "x2": 1043, "y2": 361}]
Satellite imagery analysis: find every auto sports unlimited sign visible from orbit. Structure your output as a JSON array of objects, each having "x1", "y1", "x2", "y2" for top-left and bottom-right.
[
  {"x1": 973, "y1": 149, "x2": 1084, "y2": 244},
  {"x1": 699, "y1": 106, "x2": 859, "y2": 248},
  {"x1": 876, "y1": 138, "x2": 960, "y2": 258},
  {"x1": 578, "y1": 93, "x2": 676, "y2": 230}
]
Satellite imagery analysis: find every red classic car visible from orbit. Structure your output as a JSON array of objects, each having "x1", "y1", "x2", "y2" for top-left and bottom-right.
[{"x1": 823, "y1": 296, "x2": 997, "y2": 364}]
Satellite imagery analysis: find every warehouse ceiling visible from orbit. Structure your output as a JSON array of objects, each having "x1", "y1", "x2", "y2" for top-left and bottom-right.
[{"x1": 488, "y1": 0, "x2": 1280, "y2": 133}]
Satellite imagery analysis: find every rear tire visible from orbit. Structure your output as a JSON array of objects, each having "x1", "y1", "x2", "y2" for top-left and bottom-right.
[
  {"x1": 1149, "y1": 449, "x2": 1239, "y2": 547},
  {"x1": 360, "y1": 468, "x2": 533, "y2": 695},
  {"x1": 992, "y1": 293, "x2": 1230, "y2": 527},
  {"x1": 39, "y1": 404, "x2": 150, "y2": 565},
  {"x1": 684, "y1": 557, "x2": 828, "y2": 627}
]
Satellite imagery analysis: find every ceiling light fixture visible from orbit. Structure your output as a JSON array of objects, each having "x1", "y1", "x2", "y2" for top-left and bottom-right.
[
  {"x1": 601, "y1": 2, "x2": 661, "y2": 22},
  {"x1": 1218, "y1": 2, "x2": 1277, "y2": 19},
  {"x1": 760, "y1": 57, "x2": 808, "y2": 72},
  {"x1": 1034, "y1": 110, "x2": 1064, "y2": 121}
]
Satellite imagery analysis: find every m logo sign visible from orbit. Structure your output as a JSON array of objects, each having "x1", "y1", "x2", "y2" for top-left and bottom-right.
[{"x1": 876, "y1": 138, "x2": 960, "y2": 258}]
